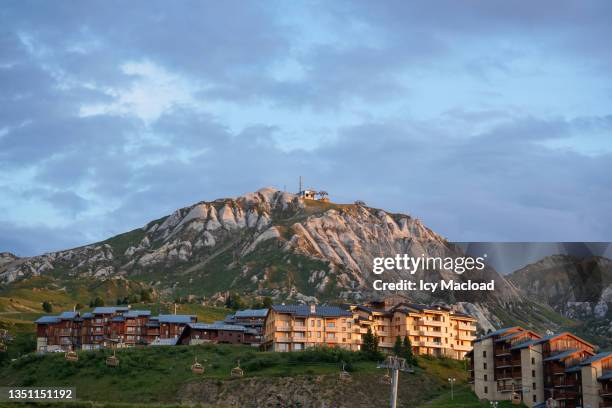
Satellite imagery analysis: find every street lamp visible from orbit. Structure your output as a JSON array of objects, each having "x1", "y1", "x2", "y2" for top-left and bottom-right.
[
  {"x1": 490, "y1": 401, "x2": 499, "y2": 408},
  {"x1": 448, "y1": 377, "x2": 456, "y2": 400}
]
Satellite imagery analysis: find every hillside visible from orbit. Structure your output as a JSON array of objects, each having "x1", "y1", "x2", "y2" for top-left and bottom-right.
[
  {"x1": 0, "y1": 188, "x2": 571, "y2": 334},
  {"x1": 508, "y1": 254, "x2": 612, "y2": 347},
  {"x1": 0, "y1": 344, "x2": 482, "y2": 407}
]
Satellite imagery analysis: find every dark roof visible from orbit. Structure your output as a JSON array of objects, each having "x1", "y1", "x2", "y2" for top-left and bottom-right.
[
  {"x1": 543, "y1": 349, "x2": 579, "y2": 362},
  {"x1": 495, "y1": 332, "x2": 525, "y2": 342},
  {"x1": 598, "y1": 371, "x2": 612, "y2": 381},
  {"x1": 35, "y1": 316, "x2": 61, "y2": 324},
  {"x1": 578, "y1": 351, "x2": 612, "y2": 366},
  {"x1": 474, "y1": 327, "x2": 521, "y2": 343},
  {"x1": 157, "y1": 314, "x2": 196, "y2": 323},
  {"x1": 188, "y1": 323, "x2": 248, "y2": 332},
  {"x1": 124, "y1": 310, "x2": 151, "y2": 318},
  {"x1": 92, "y1": 306, "x2": 129, "y2": 314},
  {"x1": 235, "y1": 309, "x2": 268, "y2": 318},
  {"x1": 534, "y1": 332, "x2": 594, "y2": 348},
  {"x1": 510, "y1": 339, "x2": 539, "y2": 351},
  {"x1": 58, "y1": 311, "x2": 78, "y2": 319},
  {"x1": 271, "y1": 304, "x2": 352, "y2": 317}
]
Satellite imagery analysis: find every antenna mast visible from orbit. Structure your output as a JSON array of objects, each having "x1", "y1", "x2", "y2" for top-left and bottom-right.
[{"x1": 299, "y1": 176, "x2": 302, "y2": 193}]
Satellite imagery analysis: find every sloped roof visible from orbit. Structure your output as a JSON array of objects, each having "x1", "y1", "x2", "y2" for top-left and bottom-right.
[
  {"x1": 188, "y1": 323, "x2": 247, "y2": 332},
  {"x1": 58, "y1": 311, "x2": 78, "y2": 319},
  {"x1": 543, "y1": 349, "x2": 579, "y2": 362},
  {"x1": 157, "y1": 314, "x2": 196, "y2": 323},
  {"x1": 124, "y1": 310, "x2": 151, "y2": 318},
  {"x1": 271, "y1": 304, "x2": 352, "y2": 317},
  {"x1": 578, "y1": 351, "x2": 612, "y2": 366},
  {"x1": 598, "y1": 371, "x2": 612, "y2": 381},
  {"x1": 92, "y1": 306, "x2": 129, "y2": 314},
  {"x1": 510, "y1": 339, "x2": 539, "y2": 351},
  {"x1": 35, "y1": 316, "x2": 61, "y2": 324},
  {"x1": 235, "y1": 309, "x2": 268, "y2": 318},
  {"x1": 474, "y1": 327, "x2": 522, "y2": 343}
]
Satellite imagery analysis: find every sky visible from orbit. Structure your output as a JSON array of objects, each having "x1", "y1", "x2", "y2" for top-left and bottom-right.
[{"x1": 1, "y1": 1, "x2": 612, "y2": 257}]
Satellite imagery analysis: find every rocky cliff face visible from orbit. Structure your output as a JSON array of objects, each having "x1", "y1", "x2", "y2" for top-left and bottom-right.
[
  {"x1": 508, "y1": 255, "x2": 612, "y2": 319},
  {"x1": 0, "y1": 188, "x2": 555, "y2": 331}
]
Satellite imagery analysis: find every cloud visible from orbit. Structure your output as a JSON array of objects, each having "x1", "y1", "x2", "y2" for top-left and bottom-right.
[{"x1": 0, "y1": 1, "x2": 611, "y2": 256}]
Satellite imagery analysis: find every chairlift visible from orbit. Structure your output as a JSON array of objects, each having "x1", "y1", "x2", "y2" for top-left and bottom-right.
[
  {"x1": 191, "y1": 357, "x2": 205, "y2": 374},
  {"x1": 339, "y1": 362, "x2": 351, "y2": 381},
  {"x1": 106, "y1": 349, "x2": 119, "y2": 367},
  {"x1": 380, "y1": 368, "x2": 391, "y2": 384},
  {"x1": 65, "y1": 347, "x2": 78, "y2": 362},
  {"x1": 230, "y1": 359, "x2": 244, "y2": 377}
]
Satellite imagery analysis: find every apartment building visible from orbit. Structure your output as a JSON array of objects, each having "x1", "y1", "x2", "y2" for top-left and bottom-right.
[
  {"x1": 224, "y1": 308, "x2": 268, "y2": 342},
  {"x1": 470, "y1": 328, "x2": 612, "y2": 408},
  {"x1": 178, "y1": 322, "x2": 259, "y2": 346},
  {"x1": 35, "y1": 308, "x2": 198, "y2": 352},
  {"x1": 262, "y1": 300, "x2": 477, "y2": 358},
  {"x1": 355, "y1": 298, "x2": 477, "y2": 358},
  {"x1": 262, "y1": 304, "x2": 358, "y2": 352}
]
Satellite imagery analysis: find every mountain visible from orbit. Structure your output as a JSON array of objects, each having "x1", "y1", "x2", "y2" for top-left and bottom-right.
[
  {"x1": 508, "y1": 254, "x2": 612, "y2": 345},
  {"x1": 0, "y1": 187, "x2": 570, "y2": 333}
]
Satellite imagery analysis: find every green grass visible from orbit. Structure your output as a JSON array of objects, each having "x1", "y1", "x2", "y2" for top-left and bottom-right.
[
  {"x1": 0, "y1": 345, "x2": 378, "y2": 404},
  {"x1": 417, "y1": 385, "x2": 526, "y2": 407}
]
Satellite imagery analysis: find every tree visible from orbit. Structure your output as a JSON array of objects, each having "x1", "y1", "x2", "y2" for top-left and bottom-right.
[
  {"x1": 361, "y1": 327, "x2": 381, "y2": 360},
  {"x1": 42, "y1": 301, "x2": 53, "y2": 313},
  {"x1": 140, "y1": 289, "x2": 152, "y2": 303},
  {"x1": 75, "y1": 303, "x2": 83, "y2": 310},
  {"x1": 402, "y1": 335, "x2": 416, "y2": 365},
  {"x1": 262, "y1": 296, "x2": 273, "y2": 308},
  {"x1": 393, "y1": 335, "x2": 403, "y2": 356},
  {"x1": 225, "y1": 292, "x2": 245, "y2": 310},
  {"x1": 89, "y1": 297, "x2": 104, "y2": 307}
]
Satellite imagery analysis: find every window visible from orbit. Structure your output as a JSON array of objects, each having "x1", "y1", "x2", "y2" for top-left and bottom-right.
[
  {"x1": 533, "y1": 395, "x2": 536, "y2": 403},
  {"x1": 311, "y1": 320, "x2": 314, "y2": 327},
  {"x1": 327, "y1": 333, "x2": 335, "y2": 339},
  {"x1": 532, "y1": 370, "x2": 535, "y2": 377},
  {"x1": 317, "y1": 320, "x2": 321, "y2": 327},
  {"x1": 483, "y1": 363, "x2": 487, "y2": 370},
  {"x1": 532, "y1": 382, "x2": 536, "y2": 390},
  {"x1": 328, "y1": 322, "x2": 335, "y2": 328},
  {"x1": 531, "y1": 357, "x2": 535, "y2": 365},
  {"x1": 484, "y1": 386, "x2": 488, "y2": 394},
  {"x1": 483, "y1": 351, "x2": 487, "y2": 358},
  {"x1": 317, "y1": 332, "x2": 321, "y2": 338},
  {"x1": 484, "y1": 374, "x2": 487, "y2": 381}
]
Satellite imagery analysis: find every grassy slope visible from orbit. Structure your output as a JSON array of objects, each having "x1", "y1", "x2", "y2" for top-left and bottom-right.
[{"x1": 0, "y1": 345, "x2": 485, "y2": 407}]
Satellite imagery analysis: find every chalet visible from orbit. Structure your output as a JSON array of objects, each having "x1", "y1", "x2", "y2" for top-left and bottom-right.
[
  {"x1": 178, "y1": 322, "x2": 259, "y2": 346},
  {"x1": 224, "y1": 308, "x2": 268, "y2": 343}
]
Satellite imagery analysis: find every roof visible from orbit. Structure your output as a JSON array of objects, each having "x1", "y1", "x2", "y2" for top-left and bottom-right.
[
  {"x1": 157, "y1": 314, "x2": 196, "y2": 324},
  {"x1": 35, "y1": 316, "x2": 61, "y2": 324},
  {"x1": 510, "y1": 339, "x2": 539, "y2": 351},
  {"x1": 495, "y1": 332, "x2": 525, "y2": 342},
  {"x1": 598, "y1": 371, "x2": 612, "y2": 381},
  {"x1": 111, "y1": 316, "x2": 125, "y2": 322},
  {"x1": 543, "y1": 349, "x2": 579, "y2": 362},
  {"x1": 578, "y1": 351, "x2": 612, "y2": 366},
  {"x1": 271, "y1": 304, "x2": 352, "y2": 317},
  {"x1": 92, "y1": 307, "x2": 129, "y2": 314},
  {"x1": 124, "y1": 310, "x2": 151, "y2": 318},
  {"x1": 534, "y1": 332, "x2": 595, "y2": 349},
  {"x1": 474, "y1": 327, "x2": 521, "y2": 343},
  {"x1": 81, "y1": 312, "x2": 93, "y2": 318},
  {"x1": 234, "y1": 309, "x2": 268, "y2": 318},
  {"x1": 188, "y1": 323, "x2": 248, "y2": 332},
  {"x1": 58, "y1": 311, "x2": 78, "y2": 319}
]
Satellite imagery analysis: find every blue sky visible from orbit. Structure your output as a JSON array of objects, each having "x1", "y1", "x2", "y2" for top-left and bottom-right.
[{"x1": 1, "y1": 1, "x2": 611, "y2": 256}]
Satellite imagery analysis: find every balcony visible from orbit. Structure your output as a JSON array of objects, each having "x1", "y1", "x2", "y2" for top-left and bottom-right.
[
  {"x1": 457, "y1": 334, "x2": 476, "y2": 341},
  {"x1": 292, "y1": 324, "x2": 307, "y2": 331},
  {"x1": 419, "y1": 320, "x2": 444, "y2": 327},
  {"x1": 600, "y1": 389, "x2": 612, "y2": 397},
  {"x1": 419, "y1": 341, "x2": 444, "y2": 348},
  {"x1": 454, "y1": 344, "x2": 472, "y2": 351},
  {"x1": 276, "y1": 326, "x2": 291, "y2": 332},
  {"x1": 458, "y1": 323, "x2": 474, "y2": 331},
  {"x1": 498, "y1": 382, "x2": 522, "y2": 392},
  {"x1": 553, "y1": 390, "x2": 578, "y2": 400}
]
